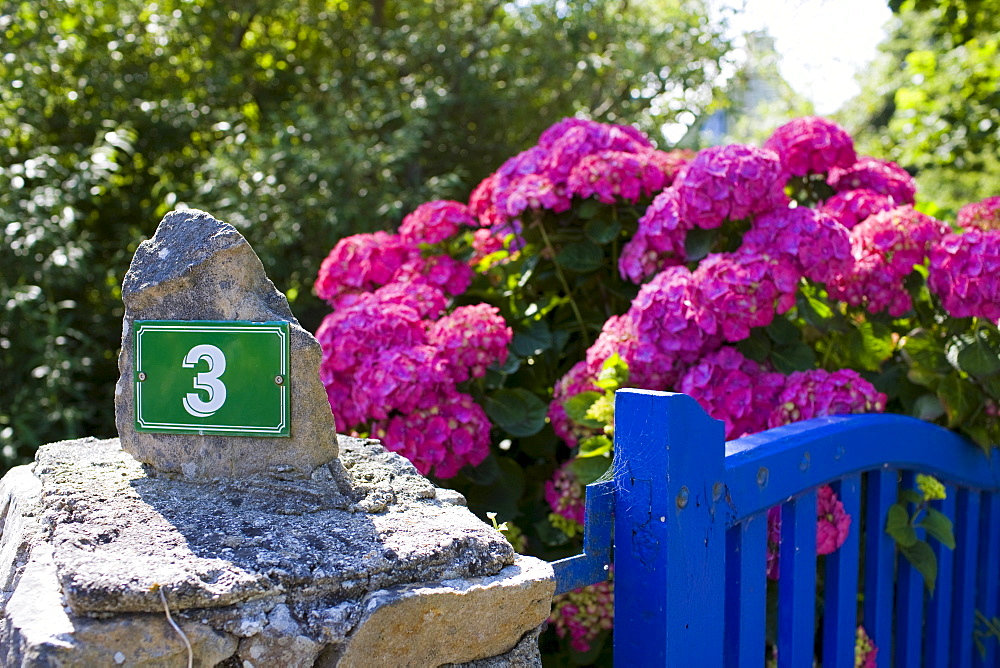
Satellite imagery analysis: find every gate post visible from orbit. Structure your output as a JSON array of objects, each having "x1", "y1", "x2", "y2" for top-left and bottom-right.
[{"x1": 613, "y1": 389, "x2": 727, "y2": 665}]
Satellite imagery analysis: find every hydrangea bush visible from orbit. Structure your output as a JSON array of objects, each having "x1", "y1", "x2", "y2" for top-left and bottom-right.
[{"x1": 314, "y1": 115, "x2": 1000, "y2": 661}]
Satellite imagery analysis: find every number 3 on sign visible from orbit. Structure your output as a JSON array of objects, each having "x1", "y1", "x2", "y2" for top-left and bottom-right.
[{"x1": 181, "y1": 344, "x2": 227, "y2": 417}]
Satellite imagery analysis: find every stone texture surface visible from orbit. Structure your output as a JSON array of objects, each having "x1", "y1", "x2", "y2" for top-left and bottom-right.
[
  {"x1": 0, "y1": 436, "x2": 553, "y2": 666},
  {"x1": 334, "y1": 557, "x2": 554, "y2": 667},
  {"x1": 114, "y1": 208, "x2": 345, "y2": 481}
]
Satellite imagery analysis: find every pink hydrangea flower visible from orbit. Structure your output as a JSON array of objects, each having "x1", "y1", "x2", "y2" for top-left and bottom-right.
[
  {"x1": 766, "y1": 484, "x2": 852, "y2": 580},
  {"x1": 619, "y1": 188, "x2": 691, "y2": 284},
  {"x1": 394, "y1": 254, "x2": 474, "y2": 296},
  {"x1": 469, "y1": 228, "x2": 506, "y2": 267},
  {"x1": 584, "y1": 312, "x2": 673, "y2": 390},
  {"x1": 819, "y1": 188, "x2": 898, "y2": 229},
  {"x1": 545, "y1": 462, "x2": 586, "y2": 526},
  {"x1": 567, "y1": 149, "x2": 673, "y2": 204},
  {"x1": 674, "y1": 144, "x2": 788, "y2": 229},
  {"x1": 957, "y1": 195, "x2": 1000, "y2": 231},
  {"x1": 764, "y1": 116, "x2": 856, "y2": 177},
  {"x1": 742, "y1": 207, "x2": 853, "y2": 285},
  {"x1": 549, "y1": 575, "x2": 614, "y2": 654},
  {"x1": 768, "y1": 368, "x2": 886, "y2": 428},
  {"x1": 688, "y1": 251, "x2": 800, "y2": 342},
  {"x1": 428, "y1": 304, "x2": 512, "y2": 383},
  {"x1": 816, "y1": 484, "x2": 852, "y2": 555},
  {"x1": 928, "y1": 227, "x2": 1000, "y2": 320},
  {"x1": 398, "y1": 200, "x2": 475, "y2": 244},
  {"x1": 827, "y1": 206, "x2": 949, "y2": 316},
  {"x1": 349, "y1": 345, "x2": 449, "y2": 421},
  {"x1": 373, "y1": 389, "x2": 491, "y2": 478},
  {"x1": 828, "y1": 157, "x2": 916, "y2": 205},
  {"x1": 628, "y1": 265, "x2": 720, "y2": 371},
  {"x1": 549, "y1": 361, "x2": 602, "y2": 447},
  {"x1": 468, "y1": 173, "x2": 503, "y2": 228},
  {"x1": 679, "y1": 347, "x2": 786, "y2": 439},
  {"x1": 855, "y1": 625, "x2": 878, "y2": 668},
  {"x1": 314, "y1": 232, "x2": 417, "y2": 307}
]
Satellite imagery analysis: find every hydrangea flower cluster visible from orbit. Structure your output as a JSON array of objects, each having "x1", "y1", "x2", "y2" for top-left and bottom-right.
[
  {"x1": 673, "y1": 144, "x2": 788, "y2": 229},
  {"x1": 763, "y1": 116, "x2": 857, "y2": 177},
  {"x1": 855, "y1": 625, "x2": 878, "y2": 668},
  {"x1": 678, "y1": 347, "x2": 785, "y2": 439},
  {"x1": 767, "y1": 368, "x2": 887, "y2": 428},
  {"x1": 548, "y1": 575, "x2": 614, "y2": 653},
  {"x1": 545, "y1": 462, "x2": 586, "y2": 536},
  {"x1": 819, "y1": 188, "x2": 897, "y2": 229},
  {"x1": 398, "y1": 199, "x2": 476, "y2": 244},
  {"x1": 549, "y1": 360, "x2": 603, "y2": 448},
  {"x1": 741, "y1": 207, "x2": 852, "y2": 285},
  {"x1": 828, "y1": 206, "x2": 949, "y2": 316},
  {"x1": 928, "y1": 227, "x2": 1000, "y2": 320},
  {"x1": 471, "y1": 117, "x2": 694, "y2": 234},
  {"x1": 957, "y1": 195, "x2": 1000, "y2": 230},
  {"x1": 618, "y1": 189, "x2": 691, "y2": 283},
  {"x1": 315, "y1": 274, "x2": 511, "y2": 478},
  {"x1": 316, "y1": 203, "x2": 478, "y2": 309},
  {"x1": 828, "y1": 157, "x2": 917, "y2": 205}
]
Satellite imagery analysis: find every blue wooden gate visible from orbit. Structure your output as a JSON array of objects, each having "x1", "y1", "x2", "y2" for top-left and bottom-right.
[{"x1": 552, "y1": 388, "x2": 1000, "y2": 666}]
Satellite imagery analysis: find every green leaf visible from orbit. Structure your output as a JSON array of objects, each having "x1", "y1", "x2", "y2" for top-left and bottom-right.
[
  {"x1": 900, "y1": 540, "x2": 938, "y2": 594},
  {"x1": 577, "y1": 435, "x2": 613, "y2": 458},
  {"x1": 511, "y1": 320, "x2": 552, "y2": 357},
  {"x1": 770, "y1": 343, "x2": 817, "y2": 374},
  {"x1": 766, "y1": 317, "x2": 801, "y2": 345},
  {"x1": 938, "y1": 371, "x2": 980, "y2": 428},
  {"x1": 897, "y1": 489, "x2": 923, "y2": 506},
  {"x1": 847, "y1": 321, "x2": 896, "y2": 372},
  {"x1": 584, "y1": 218, "x2": 622, "y2": 245},
  {"x1": 886, "y1": 503, "x2": 918, "y2": 547},
  {"x1": 595, "y1": 352, "x2": 629, "y2": 391},
  {"x1": 912, "y1": 394, "x2": 946, "y2": 421},
  {"x1": 483, "y1": 388, "x2": 548, "y2": 438},
  {"x1": 902, "y1": 329, "x2": 952, "y2": 377},
  {"x1": 570, "y1": 454, "x2": 612, "y2": 485},
  {"x1": 797, "y1": 290, "x2": 834, "y2": 327},
  {"x1": 947, "y1": 328, "x2": 1000, "y2": 378},
  {"x1": 684, "y1": 227, "x2": 717, "y2": 262},
  {"x1": 737, "y1": 333, "x2": 771, "y2": 363},
  {"x1": 564, "y1": 391, "x2": 603, "y2": 428},
  {"x1": 920, "y1": 507, "x2": 956, "y2": 549},
  {"x1": 577, "y1": 200, "x2": 602, "y2": 220},
  {"x1": 555, "y1": 241, "x2": 604, "y2": 273}
]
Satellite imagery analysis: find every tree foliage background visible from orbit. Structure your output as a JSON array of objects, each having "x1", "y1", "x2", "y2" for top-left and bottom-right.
[
  {"x1": 841, "y1": 0, "x2": 1000, "y2": 217},
  {"x1": 0, "y1": 0, "x2": 731, "y2": 470}
]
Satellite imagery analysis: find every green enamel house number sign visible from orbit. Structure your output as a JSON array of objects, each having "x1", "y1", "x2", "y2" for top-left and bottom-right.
[{"x1": 133, "y1": 321, "x2": 290, "y2": 437}]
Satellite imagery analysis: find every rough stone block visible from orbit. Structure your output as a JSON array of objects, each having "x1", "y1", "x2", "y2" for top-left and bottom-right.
[{"x1": 114, "y1": 209, "x2": 343, "y2": 480}]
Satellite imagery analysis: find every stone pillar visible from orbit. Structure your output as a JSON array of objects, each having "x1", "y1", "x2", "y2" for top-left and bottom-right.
[{"x1": 0, "y1": 210, "x2": 554, "y2": 667}]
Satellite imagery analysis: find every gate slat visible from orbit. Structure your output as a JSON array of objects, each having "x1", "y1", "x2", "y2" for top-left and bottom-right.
[
  {"x1": 777, "y1": 491, "x2": 816, "y2": 668},
  {"x1": 974, "y1": 491, "x2": 1000, "y2": 668},
  {"x1": 950, "y1": 488, "x2": 981, "y2": 666},
  {"x1": 895, "y1": 471, "x2": 925, "y2": 668},
  {"x1": 822, "y1": 475, "x2": 860, "y2": 668},
  {"x1": 725, "y1": 515, "x2": 767, "y2": 668},
  {"x1": 863, "y1": 468, "x2": 897, "y2": 657},
  {"x1": 925, "y1": 488, "x2": 956, "y2": 668}
]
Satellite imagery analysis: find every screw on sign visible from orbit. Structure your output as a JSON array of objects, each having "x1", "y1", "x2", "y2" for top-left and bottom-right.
[{"x1": 133, "y1": 321, "x2": 291, "y2": 437}]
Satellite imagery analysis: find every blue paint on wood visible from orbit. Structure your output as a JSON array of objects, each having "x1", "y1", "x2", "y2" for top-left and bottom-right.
[
  {"x1": 895, "y1": 472, "x2": 926, "y2": 668},
  {"x1": 863, "y1": 468, "x2": 898, "y2": 659},
  {"x1": 777, "y1": 491, "x2": 816, "y2": 667},
  {"x1": 975, "y1": 491, "x2": 1000, "y2": 668},
  {"x1": 952, "y1": 488, "x2": 982, "y2": 666},
  {"x1": 725, "y1": 514, "x2": 767, "y2": 668},
  {"x1": 551, "y1": 480, "x2": 613, "y2": 595},
  {"x1": 822, "y1": 475, "x2": 860, "y2": 668},
  {"x1": 612, "y1": 389, "x2": 726, "y2": 666},
  {"x1": 925, "y1": 488, "x2": 956, "y2": 668},
  {"x1": 548, "y1": 390, "x2": 1000, "y2": 665}
]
